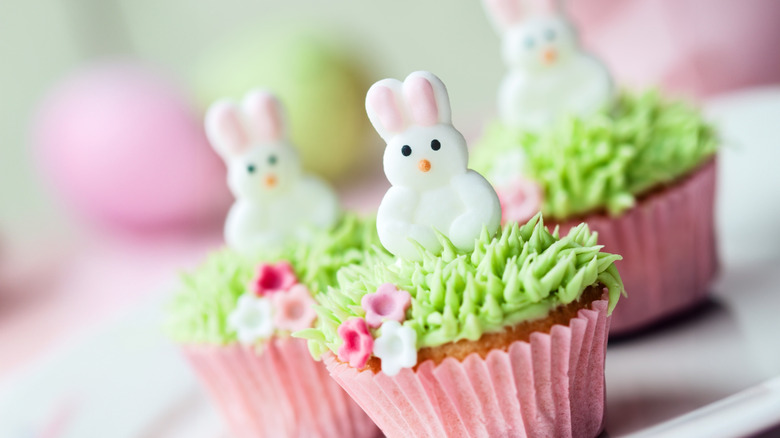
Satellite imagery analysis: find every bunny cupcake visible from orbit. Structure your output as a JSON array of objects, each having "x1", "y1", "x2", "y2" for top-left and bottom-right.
[
  {"x1": 367, "y1": 71, "x2": 502, "y2": 260},
  {"x1": 297, "y1": 71, "x2": 625, "y2": 438},
  {"x1": 484, "y1": 0, "x2": 613, "y2": 130},
  {"x1": 473, "y1": 0, "x2": 719, "y2": 335},
  {"x1": 167, "y1": 90, "x2": 379, "y2": 438},
  {"x1": 206, "y1": 90, "x2": 339, "y2": 254}
]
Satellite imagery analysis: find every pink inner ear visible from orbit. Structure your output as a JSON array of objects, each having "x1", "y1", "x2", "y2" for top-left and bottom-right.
[
  {"x1": 246, "y1": 93, "x2": 283, "y2": 143},
  {"x1": 535, "y1": 0, "x2": 559, "y2": 15},
  {"x1": 485, "y1": 0, "x2": 525, "y2": 28},
  {"x1": 213, "y1": 105, "x2": 248, "y2": 155},
  {"x1": 368, "y1": 86, "x2": 404, "y2": 134},
  {"x1": 404, "y1": 76, "x2": 438, "y2": 127}
]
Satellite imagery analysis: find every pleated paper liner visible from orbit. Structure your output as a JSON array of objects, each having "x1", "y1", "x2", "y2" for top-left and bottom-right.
[
  {"x1": 552, "y1": 159, "x2": 718, "y2": 334},
  {"x1": 182, "y1": 337, "x2": 380, "y2": 438},
  {"x1": 326, "y1": 295, "x2": 611, "y2": 438}
]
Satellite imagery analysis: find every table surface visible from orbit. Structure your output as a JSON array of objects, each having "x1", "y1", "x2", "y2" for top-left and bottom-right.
[{"x1": 1, "y1": 87, "x2": 779, "y2": 438}]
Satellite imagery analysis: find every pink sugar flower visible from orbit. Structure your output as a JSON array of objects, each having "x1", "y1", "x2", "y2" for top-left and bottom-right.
[
  {"x1": 337, "y1": 317, "x2": 374, "y2": 369},
  {"x1": 250, "y1": 261, "x2": 298, "y2": 296},
  {"x1": 361, "y1": 283, "x2": 412, "y2": 328},
  {"x1": 498, "y1": 177, "x2": 543, "y2": 224},
  {"x1": 272, "y1": 284, "x2": 317, "y2": 331}
]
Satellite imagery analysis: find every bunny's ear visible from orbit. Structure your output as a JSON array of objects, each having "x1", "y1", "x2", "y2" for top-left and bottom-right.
[
  {"x1": 535, "y1": 0, "x2": 564, "y2": 14},
  {"x1": 205, "y1": 100, "x2": 249, "y2": 158},
  {"x1": 403, "y1": 71, "x2": 451, "y2": 126},
  {"x1": 243, "y1": 90, "x2": 286, "y2": 143},
  {"x1": 366, "y1": 79, "x2": 406, "y2": 142},
  {"x1": 482, "y1": 0, "x2": 526, "y2": 31}
]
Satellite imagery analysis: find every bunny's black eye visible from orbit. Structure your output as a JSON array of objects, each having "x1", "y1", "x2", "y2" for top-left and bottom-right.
[
  {"x1": 247, "y1": 164, "x2": 256, "y2": 174},
  {"x1": 268, "y1": 155, "x2": 278, "y2": 165},
  {"x1": 524, "y1": 36, "x2": 535, "y2": 49},
  {"x1": 431, "y1": 139, "x2": 441, "y2": 151},
  {"x1": 545, "y1": 29, "x2": 556, "y2": 41},
  {"x1": 401, "y1": 145, "x2": 412, "y2": 156}
]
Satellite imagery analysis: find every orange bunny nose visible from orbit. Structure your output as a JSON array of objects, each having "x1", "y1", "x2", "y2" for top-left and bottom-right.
[
  {"x1": 264, "y1": 174, "x2": 278, "y2": 188},
  {"x1": 418, "y1": 159, "x2": 431, "y2": 172},
  {"x1": 543, "y1": 48, "x2": 558, "y2": 65}
]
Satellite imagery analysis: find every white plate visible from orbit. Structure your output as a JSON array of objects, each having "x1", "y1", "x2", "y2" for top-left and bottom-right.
[{"x1": 2, "y1": 87, "x2": 779, "y2": 437}]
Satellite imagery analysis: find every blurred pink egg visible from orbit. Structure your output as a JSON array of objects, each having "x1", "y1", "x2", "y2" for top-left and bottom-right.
[{"x1": 33, "y1": 60, "x2": 230, "y2": 233}]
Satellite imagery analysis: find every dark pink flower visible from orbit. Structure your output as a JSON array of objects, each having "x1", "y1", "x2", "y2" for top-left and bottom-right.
[
  {"x1": 250, "y1": 261, "x2": 297, "y2": 296},
  {"x1": 361, "y1": 283, "x2": 411, "y2": 328},
  {"x1": 498, "y1": 177, "x2": 543, "y2": 224},
  {"x1": 337, "y1": 317, "x2": 373, "y2": 369},
  {"x1": 272, "y1": 284, "x2": 317, "y2": 331}
]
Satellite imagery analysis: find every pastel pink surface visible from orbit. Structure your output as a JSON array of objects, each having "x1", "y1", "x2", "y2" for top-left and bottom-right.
[
  {"x1": 251, "y1": 261, "x2": 297, "y2": 296},
  {"x1": 498, "y1": 177, "x2": 543, "y2": 225},
  {"x1": 367, "y1": 86, "x2": 404, "y2": 134},
  {"x1": 404, "y1": 76, "x2": 439, "y2": 126},
  {"x1": 338, "y1": 317, "x2": 374, "y2": 369},
  {"x1": 569, "y1": 0, "x2": 780, "y2": 97},
  {"x1": 182, "y1": 338, "x2": 379, "y2": 438},
  {"x1": 552, "y1": 159, "x2": 718, "y2": 334},
  {"x1": 33, "y1": 60, "x2": 230, "y2": 232},
  {"x1": 361, "y1": 283, "x2": 412, "y2": 328},
  {"x1": 483, "y1": 0, "x2": 525, "y2": 30},
  {"x1": 272, "y1": 284, "x2": 317, "y2": 331},
  {"x1": 243, "y1": 91, "x2": 284, "y2": 143},
  {"x1": 207, "y1": 101, "x2": 249, "y2": 156},
  {"x1": 325, "y1": 296, "x2": 611, "y2": 438}
]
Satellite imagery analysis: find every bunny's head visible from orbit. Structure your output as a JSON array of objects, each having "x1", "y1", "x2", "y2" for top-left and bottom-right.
[
  {"x1": 366, "y1": 71, "x2": 468, "y2": 190},
  {"x1": 483, "y1": 0, "x2": 578, "y2": 72},
  {"x1": 205, "y1": 90, "x2": 302, "y2": 201}
]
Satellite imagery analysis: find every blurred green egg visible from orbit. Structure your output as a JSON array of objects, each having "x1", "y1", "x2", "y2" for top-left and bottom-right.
[{"x1": 192, "y1": 23, "x2": 374, "y2": 182}]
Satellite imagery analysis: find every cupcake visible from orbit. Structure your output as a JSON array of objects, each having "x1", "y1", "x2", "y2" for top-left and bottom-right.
[
  {"x1": 474, "y1": 0, "x2": 718, "y2": 334},
  {"x1": 166, "y1": 90, "x2": 378, "y2": 438},
  {"x1": 297, "y1": 71, "x2": 625, "y2": 437}
]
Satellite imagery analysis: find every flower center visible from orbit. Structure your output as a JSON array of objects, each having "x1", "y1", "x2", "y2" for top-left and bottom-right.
[
  {"x1": 259, "y1": 270, "x2": 283, "y2": 290},
  {"x1": 513, "y1": 191, "x2": 527, "y2": 204},
  {"x1": 385, "y1": 336, "x2": 403, "y2": 355},
  {"x1": 285, "y1": 302, "x2": 304, "y2": 320},
  {"x1": 345, "y1": 331, "x2": 359, "y2": 349},
  {"x1": 372, "y1": 295, "x2": 394, "y2": 316},
  {"x1": 247, "y1": 309, "x2": 265, "y2": 328}
]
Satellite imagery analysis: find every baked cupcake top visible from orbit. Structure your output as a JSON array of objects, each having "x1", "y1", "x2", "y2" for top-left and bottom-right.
[
  {"x1": 299, "y1": 213, "x2": 624, "y2": 375},
  {"x1": 472, "y1": 91, "x2": 719, "y2": 221},
  {"x1": 167, "y1": 214, "x2": 381, "y2": 346}
]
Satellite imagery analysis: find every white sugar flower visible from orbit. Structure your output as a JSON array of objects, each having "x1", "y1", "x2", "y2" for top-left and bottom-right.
[
  {"x1": 373, "y1": 320, "x2": 417, "y2": 376},
  {"x1": 227, "y1": 293, "x2": 275, "y2": 345}
]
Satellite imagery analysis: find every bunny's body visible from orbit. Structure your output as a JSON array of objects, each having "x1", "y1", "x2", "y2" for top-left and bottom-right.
[
  {"x1": 367, "y1": 72, "x2": 501, "y2": 260},
  {"x1": 206, "y1": 90, "x2": 339, "y2": 254},
  {"x1": 379, "y1": 170, "x2": 496, "y2": 256},
  {"x1": 499, "y1": 50, "x2": 611, "y2": 129},
  {"x1": 484, "y1": 1, "x2": 613, "y2": 130},
  {"x1": 225, "y1": 175, "x2": 338, "y2": 253}
]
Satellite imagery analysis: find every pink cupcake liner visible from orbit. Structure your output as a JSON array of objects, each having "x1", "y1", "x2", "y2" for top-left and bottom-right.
[
  {"x1": 552, "y1": 159, "x2": 718, "y2": 334},
  {"x1": 325, "y1": 296, "x2": 611, "y2": 438},
  {"x1": 182, "y1": 337, "x2": 380, "y2": 438}
]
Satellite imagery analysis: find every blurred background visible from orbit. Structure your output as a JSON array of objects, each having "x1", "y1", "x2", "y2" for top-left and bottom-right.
[
  {"x1": 4, "y1": 0, "x2": 780, "y2": 239},
  {"x1": 1, "y1": 0, "x2": 780, "y2": 436}
]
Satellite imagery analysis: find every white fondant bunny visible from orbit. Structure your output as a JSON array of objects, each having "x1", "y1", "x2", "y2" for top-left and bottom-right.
[
  {"x1": 483, "y1": 0, "x2": 613, "y2": 130},
  {"x1": 367, "y1": 71, "x2": 502, "y2": 260},
  {"x1": 205, "y1": 90, "x2": 340, "y2": 254}
]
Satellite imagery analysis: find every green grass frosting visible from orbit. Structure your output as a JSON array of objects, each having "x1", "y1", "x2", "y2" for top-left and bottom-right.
[
  {"x1": 166, "y1": 214, "x2": 381, "y2": 345},
  {"x1": 471, "y1": 91, "x2": 718, "y2": 220},
  {"x1": 299, "y1": 214, "x2": 625, "y2": 359}
]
